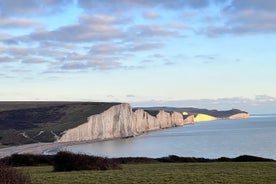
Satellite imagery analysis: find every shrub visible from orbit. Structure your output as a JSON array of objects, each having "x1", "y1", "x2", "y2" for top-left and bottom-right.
[
  {"x1": 0, "y1": 163, "x2": 31, "y2": 184},
  {"x1": 113, "y1": 157, "x2": 157, "y2": 164},
  {"x1": 157, "y1": 155, "x2": 210, "y2": 163},
  {"x1": 0, "y1": 154, "x2": 54, "y2": 166},
  {"x1": 233, "y1": 155, "x2": 274, "y2": 162},
  {"x1": 53, "y1": 151, "x2": 120, "y2": 171}
]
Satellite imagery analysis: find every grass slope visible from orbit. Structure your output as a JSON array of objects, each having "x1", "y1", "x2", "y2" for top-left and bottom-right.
[
  {"x1": 19, "y1": 162, "x2": 276, "y2": 184},
  {"x1": 0, "y1": 102, "x2": 120, "y2": 145}
]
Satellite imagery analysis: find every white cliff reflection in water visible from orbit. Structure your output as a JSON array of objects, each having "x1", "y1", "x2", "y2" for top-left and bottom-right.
[{"x1": 54, "y1": 115, "x2": 276, "y2": 159}]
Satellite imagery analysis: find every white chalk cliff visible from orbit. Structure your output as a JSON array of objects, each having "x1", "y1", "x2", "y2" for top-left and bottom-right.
[{"x1": 58, "y1": 103, "x2": 193, "y2": 142}]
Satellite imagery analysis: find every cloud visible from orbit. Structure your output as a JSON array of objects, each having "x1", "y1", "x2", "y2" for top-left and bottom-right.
[
  {"x1": 229, "y1": 0, "x2": 276, "y2": 11},
  {"x1": 90, "y1": 44, "x2": 123, "y2": 55},
  {"x1": 60, "y1": 58, "x2": 122, "y2": 70},
  {"x1": 133, "y1": 24, "x2": 180, "y2": 37},
  {"x1": 129, "y1": 42, "x2": 163, "y2": 51},
  {"x1": 201, "y1": 0, "x2": 276, "y2": 36},
  {"x1": 78, "y1": 0, "x2": 211, "y2": 12},
  {"x1": 28, "y1": 23, "x2": 125, "y2": 43},
  {"x1": 21, "y1": 57, "x2": 48, "y2": 64},
  {"x1": 0, "y1": 56, "x2": 14, "y2": 63},
  {"x1": 143, "y1": 11, "x2": 160, "y2": 19},
  {"x1": 0, "y1": 18, "x2": 40, "y2": 28},
  {"x1": 126, "y1": 94, "x2": 135, "y2": 98},
  {"x1": 0, "y1": 0, "x2": 72, "y2": 16}
]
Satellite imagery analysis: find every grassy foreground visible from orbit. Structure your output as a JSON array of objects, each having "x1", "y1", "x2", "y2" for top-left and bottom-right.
[{"x1": 18, "y1": 162, "x2": 276, "y2": 184}]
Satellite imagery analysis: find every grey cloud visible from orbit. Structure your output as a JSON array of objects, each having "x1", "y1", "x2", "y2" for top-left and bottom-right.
[
  {"x1": 0, "y1": 18, "x2": 40, "y2": 28},
  {"x1": 90, "y1": 44, "x2": 123, "y2": 55},
  {"x1": 202, "y1": 1, "x2": 276, "y2": 36},
  {"x1": 0, "y1": 56, "x2": 14, "y2": 63},
  {"x1": 134, "y1": 24, "x2": 180, "y2": 37},
  {"x1": 3, "y1": 46, "x2": 32, "y2": 56},
  {"x1": 129, "y1": 42, "x2": 163, "y2": 51},
  {"x1": 78, "y1": 0, "x2": 211, "y2": 12},
  {"x1": 126, "y1": 94, "x2": 135, "y2": 98},
  {"x1": 150, "y1": 54, "x2": 164, "y2": 58},
  {"x1": 88, "y1": 60, "x2": 122, "y2": 70},
  {"x1": 79, "y1": 15, "x2": 125, "y2": 24},
  {"x1": 2, "y1": 39, "x2": 18, "y2": 45},
  {"x1": 21, "y1": 57, "x2": 48, "y2": 64},
  {"x1": 168, "y1": 23, "x2": 189, "y2": 30},
  {"x1": 61, "y1": 62, "x2": 87, "y2": 70},
  {"x1": 28, "y1": 22, "x2": 125, "y2": 43},
  {"x1": 0, "y1": 32, "x2": 11, "y2": 40},
  {"x1": 255, "y1": 95, "x2": 276, "y2": 103},
  {"x1": 0, "y1": 0, "x2": 72, "y2": 16},
  {"x1": 60, "y1": 58, "x2": 122, "y2": 71},
  {"x1": 143, "y1": 11, "x2": 160, "y2": 19},
  {"x1": 230, "y1": 0, "x2": 276, "y2": 11}
]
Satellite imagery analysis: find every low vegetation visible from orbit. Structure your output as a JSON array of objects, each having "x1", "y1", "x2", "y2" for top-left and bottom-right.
[
  {"x1": 0, "y1": 163, "x2": 31, "y2": 184},
  {"x1": 53, "y1": 152, "x2": 120, "y2": 171},
  {"x1": 18, "y1": 162, "x2": 276, "y2": 184},
  {"x1": 1, "y1": 152, "x2": 274, "y2": 183}
]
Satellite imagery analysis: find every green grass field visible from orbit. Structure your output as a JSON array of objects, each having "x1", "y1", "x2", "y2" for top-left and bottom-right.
[{"x1": 18, "y1": 162, "x2": 276, "y2": 184}]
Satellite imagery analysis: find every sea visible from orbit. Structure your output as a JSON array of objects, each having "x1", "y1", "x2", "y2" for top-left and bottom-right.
[{"x1": 51, "y1": 114, "x2": 276, "y2": 159}]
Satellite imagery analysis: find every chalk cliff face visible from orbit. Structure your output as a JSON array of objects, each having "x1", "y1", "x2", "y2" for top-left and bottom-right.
[
  {"x1": 58, "y1": 103, "x2": 193, "y2": 142},
  {"x1": 228, "y1": 113, "x2": 249, "y2": 119}
]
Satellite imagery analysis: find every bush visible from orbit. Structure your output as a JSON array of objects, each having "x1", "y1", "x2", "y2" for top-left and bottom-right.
[
  {"x1": 0, "y1": 154, "x2": 54, "y2": 166},
  {"x1": 0, "y1": 164, "x2": 31, "y2": 184},
  {"x1": 157, "y1": 155, "x2": 210, "y2": 163},
  {"x1": 53, "y1": 152, "x2": 121, "y2": 171},
  {"x1": 113, "y1": 157, "x2": 157, "y2": 164},
  {"x1": 233, "y1": 155, "x2": 274, "y2": 162}
]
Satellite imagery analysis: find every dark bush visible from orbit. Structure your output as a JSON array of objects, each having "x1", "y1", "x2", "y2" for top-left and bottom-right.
[
  {"x1": 0, "y1": 154, "x2": 54, "y2": 166},
  {"x1": 113, "y1": 157, "x2": 157, "y2": 164},
  {"x1": 157, "y1": 155, "x2": 211, "y2": 163},
  {"x1": 233, "y1": 155, "x2": 274, "y2": 162},
  {"x1": 0, "y1": 163, "x2": 31, "y2": 184},
  {"x1": 53, "y1": 151, "x2": 121, "y2": 171}
]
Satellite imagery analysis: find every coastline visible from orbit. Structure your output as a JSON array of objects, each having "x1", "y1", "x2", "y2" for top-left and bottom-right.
[
  {"x1": 0, "y1": 115, "x2": 249, "y2": 158},
  {"x1": 0, "y1": 139, "x2": 115, "y2": 158}
]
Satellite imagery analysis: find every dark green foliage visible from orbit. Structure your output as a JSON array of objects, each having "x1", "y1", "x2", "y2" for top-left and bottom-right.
[
  {"x1": 157, "y1": 155, "x2": 210, "y2": 162},
  {"x1": 0, "y1": 154, "x2": 54, "y2": 166},
  {"x1": 112, "y1": 157, "x2": 158, "y2": 164},
  {"x1": 233, "y1": 155, "x2": 274, "y2": 162},
  {"x1": 0, "y1": 163, "x2": 31, "y2": 184},
  {"x1": 156, "y1": 155, "x2": 274, "y2": 163},
  {"x1": 53, "y1": 152, "x2": 121, "y2": 171}
]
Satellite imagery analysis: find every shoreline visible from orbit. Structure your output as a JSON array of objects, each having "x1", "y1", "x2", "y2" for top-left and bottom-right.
[
  {"x1": 0, "y1": 139, "x2": 116, "y2": 158},
  {"x1": 0, "y1": 116, "x2": 249, "y2": 158}
]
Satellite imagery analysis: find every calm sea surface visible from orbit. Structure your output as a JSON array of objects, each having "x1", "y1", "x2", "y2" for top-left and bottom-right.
[{"x1": 53, "y1": 114, "x2": 276, "y2": 159}]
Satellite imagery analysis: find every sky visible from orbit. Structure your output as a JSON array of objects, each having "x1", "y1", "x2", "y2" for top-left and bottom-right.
[{"x1": 0, "y1": 0, "x2": 276, "y2": 113}]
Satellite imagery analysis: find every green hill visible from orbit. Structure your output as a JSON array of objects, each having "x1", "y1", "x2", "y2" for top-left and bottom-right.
[{"x1": 0, "y1": 102, "x2": 120, "y2": 146}]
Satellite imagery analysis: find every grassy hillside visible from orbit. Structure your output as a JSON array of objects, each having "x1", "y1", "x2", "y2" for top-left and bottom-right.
[
  {"x1": 0, "y1": 102, "x2": 120, "y2": 145},
  {"x1": 18, "y1": 162, "x2": 276, "y2": 184}
]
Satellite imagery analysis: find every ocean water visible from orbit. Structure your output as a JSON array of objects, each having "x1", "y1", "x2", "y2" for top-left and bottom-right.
[{"x1": 56, "y1": 114, "x2": 276, "y2": 159}]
